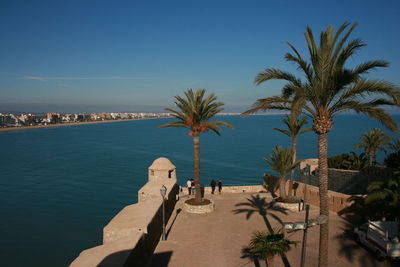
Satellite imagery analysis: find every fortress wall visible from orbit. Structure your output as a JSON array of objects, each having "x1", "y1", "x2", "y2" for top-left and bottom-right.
[
  {"x1": 70, "y1": 157, "x2": 180, "y2": 267},
  {"x1": 70, "y1": 182, "x2": 179, "y2": 267}
]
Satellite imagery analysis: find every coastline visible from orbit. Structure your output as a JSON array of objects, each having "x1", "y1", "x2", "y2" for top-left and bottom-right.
[
  {"x1": 0, "y1": 113, "x2": 289, "y2": 133},
  {"x1": 0, "y1": 117, "x2": 168, "y2": 132}
]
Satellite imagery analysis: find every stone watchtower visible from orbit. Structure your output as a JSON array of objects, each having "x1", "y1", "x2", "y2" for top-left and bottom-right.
[
  {"x1": 148, "y1": 157, "x2": 177, "y2": 181},
  {"x1": 138, "y1": 157, "x2": 177, "y2": 202}
]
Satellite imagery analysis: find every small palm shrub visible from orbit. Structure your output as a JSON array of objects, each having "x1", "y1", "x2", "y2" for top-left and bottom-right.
[
  {"x1": 246, "y1": 230, "x2": 297, "y2": 267},
  {"x1": 365, "y1": 172, "x2": 400, "y2": 221}
]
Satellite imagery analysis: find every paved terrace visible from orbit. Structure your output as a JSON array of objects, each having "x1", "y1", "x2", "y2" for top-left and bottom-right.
[{"x1": 147, "y1": 192, "x2": 396, "y2": 267}]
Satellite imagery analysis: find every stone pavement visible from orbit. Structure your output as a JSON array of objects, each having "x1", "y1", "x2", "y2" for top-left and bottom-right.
[{"x1": 147, "y1": 192, "x2": 397, "y2": 267}]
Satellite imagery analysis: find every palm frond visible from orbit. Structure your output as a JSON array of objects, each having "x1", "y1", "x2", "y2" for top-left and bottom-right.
[{"x1": 255, "y1": 68, "x2": 302, "y2": 87}]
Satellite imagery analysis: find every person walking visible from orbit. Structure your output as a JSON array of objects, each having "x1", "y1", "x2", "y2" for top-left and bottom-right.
[
  {"x1": 186, "y1": 178, "x2": 192, "y2": 195},
  {"x1": 210, "y1": 179, "x2": 216, "y2": 194},
  {"x1": 191, "y1": 179, "x2": 196, "y2": 196},
  {"x1": 218, "y1": 179, "x2": 223, "y2": 194}
]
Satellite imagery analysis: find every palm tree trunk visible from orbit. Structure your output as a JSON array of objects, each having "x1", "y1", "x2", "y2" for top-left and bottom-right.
[
  {"x1": 193, "y1": 134, "x2": 201, "y2": 203},
  {"x1": 266, "y1": 256, "x2": 273, "y2": 267},
  {"x1": 318, "y1": 133, "x2": 329, "y2": 267},
  {"x1": 279, "y1": 176, "x2": 287, "y2": 200},
  {"x1": 288, "y1": 136, "x2": 297, "y2": 197},
  {"x1": 369, "y1": 151, "x2": 373, "y2": 167}
]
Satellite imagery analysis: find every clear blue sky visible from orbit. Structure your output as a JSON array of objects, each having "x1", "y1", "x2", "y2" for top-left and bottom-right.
[{"x1": 1, "y1": 0, "x2": 399, "y2": 113}]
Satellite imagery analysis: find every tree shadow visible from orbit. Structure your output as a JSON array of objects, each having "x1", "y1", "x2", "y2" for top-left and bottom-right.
[
  {"x1": 233, "y1": 194, "x2": 288, "y2": 233},
  {"x1": 233, "y1": 194, "x2": 291, "y2": 267},
  {"x1": 241, "y1": 247, "x2": 261, "y2": 267}
]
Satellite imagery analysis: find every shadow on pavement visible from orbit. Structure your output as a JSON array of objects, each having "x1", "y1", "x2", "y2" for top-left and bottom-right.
[
  {"x1": 233, "y1": 194, "x2": 287, "y2": 233},
  {"x1": 233, "y1": 194, "x2": 291, "y2": 267},
  {"x1": 97, "y1": 249, "x2": 131, "y2": 267}
]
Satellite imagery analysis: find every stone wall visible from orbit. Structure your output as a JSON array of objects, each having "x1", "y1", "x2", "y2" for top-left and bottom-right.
[
  {"x1": 290, "y1": 182, "x2": 352, "y2": 213},
  {"x1": 299, "y1": 159, "x2": 395, "y2": 195}
]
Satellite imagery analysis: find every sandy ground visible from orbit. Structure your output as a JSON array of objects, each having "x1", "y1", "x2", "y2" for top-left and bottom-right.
[{"x1": 148, "y1": 192, "x2": 398, "y2": 267}]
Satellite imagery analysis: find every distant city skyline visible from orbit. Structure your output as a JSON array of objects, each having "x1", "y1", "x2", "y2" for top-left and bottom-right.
[{"x1": 1, "y1": 0, "x2": 400, "y2": 113}]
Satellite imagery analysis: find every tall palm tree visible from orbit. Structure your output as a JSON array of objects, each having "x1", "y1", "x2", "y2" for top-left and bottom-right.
[
  {"x1": 273, "y1": 114, "x2": 312, "y2": 197},
  {"x1": 246, "y1": 230, "x2": 296, "y2": 267},
  {"x1": 160, "y1": 89, "x2": 233, "y2": 203},
  {"x1": 353, "y1": 128, "x2": 391, "y2": 166},
  {"x1": 244, "y1": 23, "x2": 400, "y2": 266},
  {"x1": 264, "y1": 146, "x2": 299, "y2": 200}
]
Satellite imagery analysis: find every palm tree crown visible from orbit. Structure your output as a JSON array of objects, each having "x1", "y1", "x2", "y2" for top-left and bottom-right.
[
  {"x1": 354, "y1": 128, "x2": 391, "y2": 166},
  {"x1": 245, "y1": 23, "x2": 399, "y2": 131},
  {"x1": 160, "y1": 89, "x2": 233, "y2": 136},
  {"x1": 273, "y1": 115, "x2": 312, "y2": 138}
]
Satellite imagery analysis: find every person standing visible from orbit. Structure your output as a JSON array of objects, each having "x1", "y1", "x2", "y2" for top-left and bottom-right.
[
  {"x1": 186, "y1": 178, "x2": 192, "y2": 195},
  {"x1": 191, "y1": 179, "x2": 195, "y2": 196},
  {"x1": 210, "y1": 179, "x2": 216, "y2": 194},
  {"x1": 218, "y1": 179, "x2": 223, "y2": 194}
]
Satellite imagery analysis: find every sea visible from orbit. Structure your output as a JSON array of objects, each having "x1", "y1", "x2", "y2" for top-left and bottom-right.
[{"x1": 1, "y1": 114, "x2": 399, "y2": 267}]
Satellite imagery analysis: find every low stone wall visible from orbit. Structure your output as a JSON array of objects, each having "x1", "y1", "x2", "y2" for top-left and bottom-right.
[
  {"x1": 263, "y1": 174, "x2": 352, "y2": 213},
  {"x1": 289, "y1": 182, "x2": 352, "y2": 213},
  {"x1": 183, "y1": 184, "x2": 265, "y2": 195}
]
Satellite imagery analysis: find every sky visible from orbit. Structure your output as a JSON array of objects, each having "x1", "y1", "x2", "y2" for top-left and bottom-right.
[{"x1": 1, "y1": 0, "x2": 400, "y2": 113}]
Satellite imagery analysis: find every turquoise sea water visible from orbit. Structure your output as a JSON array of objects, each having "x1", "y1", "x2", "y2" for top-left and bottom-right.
[{"x1": 1, "y1": 115, "x2": 399, "y2": 267}]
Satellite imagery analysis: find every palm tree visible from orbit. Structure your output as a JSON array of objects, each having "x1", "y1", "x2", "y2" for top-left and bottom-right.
[
  {"x1": 244, "y1": 23, "x2": 400, "y2": 266},
  {"x1": 264, "y1": 146, "x2": 299, "y2": 200},
  {"x1": 246, "y1": 230, "x2": 296, "y2": 267},
  {"x1": 160, "y1": 89, "x2": 233, "y2": 203},
  {"x1": 273, "y1": 114, "x2": 312, "y2": 197},
  {"x1": 365, "y1": 171, "x2": 400, "y2": 220},
  {"x1": 354, "y1": 128, "x2": 391, "y2": 166},
  {"x1": 387, "y1": 137, "x2": 400, "y2": 153}
]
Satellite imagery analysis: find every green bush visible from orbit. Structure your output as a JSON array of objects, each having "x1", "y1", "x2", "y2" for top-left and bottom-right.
[
  {"x1": 328, "y1": 152, "x2": 368, "y2": 170},
  {"x1": 384, "y1": 152, "x2": 400, "y2": 169}
]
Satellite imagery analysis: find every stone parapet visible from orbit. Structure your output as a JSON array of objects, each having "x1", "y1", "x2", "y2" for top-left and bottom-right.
[
  {"x1": 184, "y1": 184, "x2": 264, "y2": 195},
  {"x1": 288, "y1": 181, "x2": 352, "y2": 213},
  {"x1": 138, "y1": 179, "x2": 176, "y2": 203}
]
